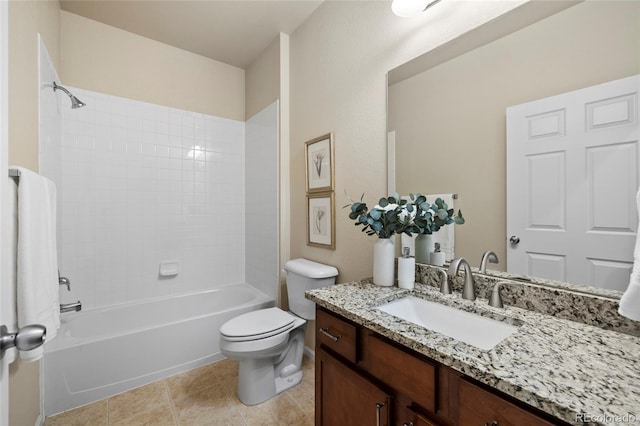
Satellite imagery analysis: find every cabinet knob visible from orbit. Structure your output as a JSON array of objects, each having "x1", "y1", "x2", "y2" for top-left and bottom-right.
[
  {"x1": 484, "y1": 422, "x2": 499, "y2": 426},
  {"x1": 509, "y1": 235, "x2": 520, "y2": 245},
  {"x1": 403, "y1": 423, "x2": 414, "y2": 426}
]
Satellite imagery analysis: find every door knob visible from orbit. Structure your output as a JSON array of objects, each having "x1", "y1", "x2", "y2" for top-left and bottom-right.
[
  {"x1": 509, "y1": 235, "x2": 520, "y2": 245},
  {"x1": 0, "y1": 324, "x2": 46, "y2": 359}
]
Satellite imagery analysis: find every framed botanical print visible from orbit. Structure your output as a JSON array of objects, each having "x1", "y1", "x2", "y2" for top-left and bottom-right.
[
  {"x1": 305, "y1": 133, "x2": 334, "y2": 193},
  {"x1": 307, "y1": 192, "x2": 335, "y2": 250}
]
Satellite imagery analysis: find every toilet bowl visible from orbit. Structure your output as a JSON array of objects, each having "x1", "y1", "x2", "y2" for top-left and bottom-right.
[{"x1": 219, "y1": 258, "x2": 338, "y2": 405}]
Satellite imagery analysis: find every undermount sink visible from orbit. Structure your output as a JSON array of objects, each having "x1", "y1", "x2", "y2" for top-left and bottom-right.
[{"x1": 376, "y1": 296, "x2": 518, "y2": 350}]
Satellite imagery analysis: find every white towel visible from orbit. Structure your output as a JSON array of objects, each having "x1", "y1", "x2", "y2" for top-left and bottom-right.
[
  {"x1": 426, "y1": 194, "x2": 456, "y2": 262},
  {"x1": 619, "y1": 188, "x2": 640, "y2": 321},
  {"x1": 12, "y1": 166, "x2": 60, "y2": 361}
]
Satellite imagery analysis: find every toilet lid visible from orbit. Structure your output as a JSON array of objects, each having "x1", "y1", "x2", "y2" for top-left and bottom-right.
[{"x1": 220, "y1": 307, "x2": 296, "y2": 340}]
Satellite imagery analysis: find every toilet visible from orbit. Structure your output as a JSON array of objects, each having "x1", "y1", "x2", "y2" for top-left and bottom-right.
[{"x1": 219, "y1": 258, "x2": 338, "y2": 405}]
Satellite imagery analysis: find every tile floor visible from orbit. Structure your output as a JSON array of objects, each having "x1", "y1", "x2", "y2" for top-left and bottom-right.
[{"x1": 44, "y1": 356, "x2": 315, "y2": 426}]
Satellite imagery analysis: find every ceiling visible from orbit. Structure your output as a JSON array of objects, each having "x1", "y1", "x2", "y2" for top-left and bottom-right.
[{"x1": 60, "y1": 0, "x2": 324, "y2": 69}]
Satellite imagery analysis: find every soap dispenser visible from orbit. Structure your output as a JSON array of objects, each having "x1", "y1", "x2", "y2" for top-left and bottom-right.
[
  {"x1": 430, "y1": 243, "x2": 445, "y2": 267},
  {"x1": 398, "y1": 247, "x2": 415, "y2": 290}
]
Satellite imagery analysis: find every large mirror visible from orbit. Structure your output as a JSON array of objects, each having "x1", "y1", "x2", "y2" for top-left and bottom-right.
[{"x1": 387, "y1": 1, "x2": 640, "y2": 296}]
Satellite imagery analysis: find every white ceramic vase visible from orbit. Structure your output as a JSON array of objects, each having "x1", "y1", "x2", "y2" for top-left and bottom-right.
[
  {"x1": 415, "y1": 234, "x2": 435, "y2": 264},
  {"x1": 373, "y1": 237, "x2": 395, "y2": 286}
]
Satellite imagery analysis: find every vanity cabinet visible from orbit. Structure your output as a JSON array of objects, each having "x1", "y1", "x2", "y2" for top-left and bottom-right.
[
  {"x1": 458, "y1": 379, "x2": 555, "y2": 426},
  {"x1": 315, "y1": 306, "x2": 566, "y2": 426},
  {"x1": 316, "y1": 347, "x2": 392, "y2": 426}
]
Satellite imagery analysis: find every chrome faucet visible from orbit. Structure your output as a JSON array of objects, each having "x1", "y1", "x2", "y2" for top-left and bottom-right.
[
  {"x1": 479, "y1": 250, "x2": 499, "y2": 274},
  {"x1": 60, "y1": 301, "x2": 82, "y2": 313},
  {"x1": 434, "y1": 267, "x2": 451, "y2": 294},
  {"x1": 58, "y1": 271, "x2": 71, "y2": 291},
  {"x1": 58, "y1": 276, "x2": 71, "y2": 291},
  {"x1": 448, "y1": 257, "x2": 476, "y2": 300},
  {"x1": 489, "y1": 281, "x2": 522, "y2": 308}
]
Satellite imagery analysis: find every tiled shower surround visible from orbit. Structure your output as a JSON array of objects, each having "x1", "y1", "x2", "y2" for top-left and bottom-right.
[{"x1": 44, "y1": 88, "x2": 251, "y2": 310}]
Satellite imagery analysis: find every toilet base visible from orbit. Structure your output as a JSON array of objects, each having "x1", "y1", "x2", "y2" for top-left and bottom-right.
[{"x1": 236, "y1": 324, "x2": 306, "y2": 405}]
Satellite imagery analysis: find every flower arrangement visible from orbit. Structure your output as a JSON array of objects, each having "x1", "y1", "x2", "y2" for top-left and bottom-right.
[{"x1": 345, "y1": 193, "x2": 464, "y2": 238}]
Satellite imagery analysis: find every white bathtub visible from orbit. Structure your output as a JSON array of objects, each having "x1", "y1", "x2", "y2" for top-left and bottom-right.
[{"x1": 43, "y1": 283, "x2": 274, "y2": 416}]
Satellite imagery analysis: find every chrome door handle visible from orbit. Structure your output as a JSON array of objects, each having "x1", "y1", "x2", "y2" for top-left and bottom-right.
[
  {"x1": 509, "y1": 235, "x2": 520, "y2": 245},
  {"x1": 319, "y1": 327, "x2": 341, "y2": 342},
  {"x1": 0, "y1": 324, "x2": 46, "y2": 359}
]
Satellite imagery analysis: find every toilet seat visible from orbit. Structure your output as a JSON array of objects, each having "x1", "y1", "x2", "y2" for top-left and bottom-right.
[{"x1": 220, "y1": 307, "x2": 296, "y2": 342}]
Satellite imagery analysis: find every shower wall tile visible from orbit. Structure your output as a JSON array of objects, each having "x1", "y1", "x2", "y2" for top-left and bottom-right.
[{"x1": 53, "y1": 89, "x2": 245, "y2": 310}]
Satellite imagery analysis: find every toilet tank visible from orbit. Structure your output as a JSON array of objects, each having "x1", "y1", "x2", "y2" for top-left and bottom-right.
[{"x1": 284, "y1": 258, "x2": 338, "y2": 320}]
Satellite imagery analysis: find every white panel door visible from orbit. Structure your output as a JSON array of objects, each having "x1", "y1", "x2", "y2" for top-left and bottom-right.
[
  {"x1": 0, "y1": 0, "x2": 9, "y2": 422},
  {"x1": 507, "y1": 75, "x2": 640, "y2": 291}
]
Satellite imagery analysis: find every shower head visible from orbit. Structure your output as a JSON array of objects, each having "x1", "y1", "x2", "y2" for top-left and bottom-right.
[{"x1": 52, "y1": 81, "x2": 86, "y2": 109}]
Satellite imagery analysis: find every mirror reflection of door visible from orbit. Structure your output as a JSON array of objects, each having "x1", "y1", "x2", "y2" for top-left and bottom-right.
[{"x1": 507, "y1": 75, "x2": 640, "y2": 291}]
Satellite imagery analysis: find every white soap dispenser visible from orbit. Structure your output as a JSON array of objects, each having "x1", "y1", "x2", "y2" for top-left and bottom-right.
[
  {"x1": 397, "y1": 247, "x2": 415, "y2": 290},
  {"x1": 430, "y1": 243, "x2": 445, "y2": 267}
]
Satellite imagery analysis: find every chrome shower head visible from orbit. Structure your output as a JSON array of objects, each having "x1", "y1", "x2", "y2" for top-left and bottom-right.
[{"x1": 52, "y1": 81, "x2": 86, "y2": 109}]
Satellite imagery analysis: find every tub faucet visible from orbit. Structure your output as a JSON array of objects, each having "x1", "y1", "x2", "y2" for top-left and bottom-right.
[
  {"x1": 479, "y1": 250, "x2": 499, "y2": 274},
  {"x1": 58, "y1": 275, "x2": 71, "y2": 291},
  {"x1": 448, "y1": 257, "x2": 476, "y2": 301},
  {"x1": 60, "y1": 301, "x2": 82, "y2": 313}
]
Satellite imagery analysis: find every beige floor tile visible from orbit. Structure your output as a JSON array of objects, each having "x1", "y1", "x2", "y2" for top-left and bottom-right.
[
  {"x1": 109, "y1": 380, "x2": 172, "y2": 422},
  {"x1": 110, "y1": 404, "x2": 177, "y2": 426},
  {"x1": 43, "y1": 356, "x2": 315, "y2": 426},
  {"x1": 236, "y1": 393, "x2": 307, "y2": 426},
  {"x1": 44, "y1": 400, "x2": 108, "y2": 426},
  {"x1": 286, "y1": 385, "x2": 314, "y2": 417},
  {"x1": 168, "y1": 359, "x2": 239, "y2": 398},
  {"x1": 172, "y1": 384, "x2": 243, "y2": 426}
]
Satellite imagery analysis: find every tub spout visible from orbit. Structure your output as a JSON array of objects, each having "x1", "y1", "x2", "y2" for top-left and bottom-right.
[{"x1": 60, "y1": 301, "x2": 82, "y2": 313}]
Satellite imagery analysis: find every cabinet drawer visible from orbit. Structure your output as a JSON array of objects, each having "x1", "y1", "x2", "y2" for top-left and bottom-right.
[
  {"x1": 459, "y1": 379, "x2": 556, "y2": 426},
  {"x1": 366, "y1": 333, "x2": 437, "y2": 412},
  {"x1": 316, "y1": 308, "x2": 357, "y2": 363}
]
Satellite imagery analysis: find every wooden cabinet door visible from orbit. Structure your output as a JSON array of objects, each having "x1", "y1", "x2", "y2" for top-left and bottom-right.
[
  {"x1": 316, "y1": 348, "x2": 392, "y2": 426},
  {"x1": 397, "y1": 405, "x2": 442, "y2": 426},
  {"x1": 459, "y1": 379, "x2": 556, "y2": 426}
]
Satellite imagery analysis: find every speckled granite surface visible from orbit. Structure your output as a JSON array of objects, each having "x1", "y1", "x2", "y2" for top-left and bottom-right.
[
  {"x1": 306, "y1": 281, "x2": 640, "y2": 426},
  {"x1": 415, "y1": 264, "x2": 640, "y2": 337}
]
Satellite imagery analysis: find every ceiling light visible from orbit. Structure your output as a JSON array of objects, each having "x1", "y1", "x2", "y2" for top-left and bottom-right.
[{"x1": 392, "y1": 0, "x2": 442, "y2": 18}]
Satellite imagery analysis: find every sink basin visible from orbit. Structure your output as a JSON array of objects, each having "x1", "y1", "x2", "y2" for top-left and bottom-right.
[{"x1": 376, "y1": 296, "x2": 518, "y2": 350}]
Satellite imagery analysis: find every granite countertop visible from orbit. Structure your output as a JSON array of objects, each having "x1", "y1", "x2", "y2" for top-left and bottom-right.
[{"x1": 306, "y1": 281, "x2": 640, "y2": 426}]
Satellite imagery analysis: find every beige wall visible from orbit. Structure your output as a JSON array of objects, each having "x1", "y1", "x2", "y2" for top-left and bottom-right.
[
  {"x1": 8, "y1": 1, "x2": 61, "y2": 425},
  {"x1": 245, "y1": 35, "x2": 280, "y2": 120},
  {"x1": 60, "y1": 11, "x2": 245, "y2": 121},
  {"x1": 9, "y1": 0, "x2": 60, "y2": 172},
  {"x1": 289, "y1": 1, "x2": 524, "y2": 284},
  {"x1": 389, "y1": 1, "x2": 640, "y2": 268},
  {"x1": 289, "y1": 1, "x2": 525, "y2": 350}
]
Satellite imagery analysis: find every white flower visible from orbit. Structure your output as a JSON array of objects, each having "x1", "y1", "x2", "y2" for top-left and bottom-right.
[
  {"x1": 398, "y1": 207, "x2": 416, "y2": 222},
  {"x1": 373, "y1": 203, "x2": 399, "y2": 212}
]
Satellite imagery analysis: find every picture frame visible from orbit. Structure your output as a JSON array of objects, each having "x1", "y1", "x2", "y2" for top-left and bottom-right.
[
  {"x1": 307, "y1": 192, "x2": 335, "y2": 250},
  {"x1": 305, "y1": 133, "x2": 334, "y2": 193}
]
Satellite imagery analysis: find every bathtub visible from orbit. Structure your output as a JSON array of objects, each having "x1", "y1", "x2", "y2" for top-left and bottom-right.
[{"x1": 43, "y1": 283, "x2": 274, "y2": 416}]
